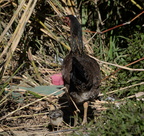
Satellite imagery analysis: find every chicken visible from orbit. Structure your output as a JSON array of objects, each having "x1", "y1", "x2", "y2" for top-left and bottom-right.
[
  {"x1": 62, "y1": 15, "x2": 101, "y2": 125},
  {"x1": 49, "y1": 109, "x2": 63, "y2": 130},
  {"x1": 48, "y1": 105, "x2": 63, "y2": 130}
]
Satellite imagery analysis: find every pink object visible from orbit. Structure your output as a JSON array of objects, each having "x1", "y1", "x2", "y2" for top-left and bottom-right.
[{"x1": 50, "y1": 73, "x2": 64, "y2": 85}]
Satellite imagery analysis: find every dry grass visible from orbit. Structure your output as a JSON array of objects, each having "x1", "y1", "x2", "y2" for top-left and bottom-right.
[{"x1": 0, "y1": 0, "x2": 144, "y2": 135}]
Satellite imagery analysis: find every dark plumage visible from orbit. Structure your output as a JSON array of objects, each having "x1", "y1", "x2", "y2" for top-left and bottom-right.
[{"x1": 62, "y1": 15, "x2": 101, "y2": 125}]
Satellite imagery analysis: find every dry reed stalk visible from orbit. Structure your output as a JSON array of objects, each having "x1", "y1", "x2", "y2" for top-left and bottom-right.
[
  {"x1": 6, "y1": 112, "x2": 49, "y2": 120},
  {"x1": 27, "y1": 48, "x2": 44, "y2": 84},
  {"x1": 48, "y1": 0, "x2": 62, "y2": 16},
  {"x1": 22, "y1": 74, "x2": 39, "y2": 87},
  {"x1": 39, "y1": 21, "x2": 70, "y2": 50},
  {"x1": 0, "y1": 0, "x2": 25, "y2": 43},
  {"x1": 0, "y1": 0, "x2": 37, "y2": 78}
]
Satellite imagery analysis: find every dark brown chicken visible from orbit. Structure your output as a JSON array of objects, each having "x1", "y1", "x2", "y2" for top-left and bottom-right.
[{"x1": 62, "y1": 15, "x2": 101, "y2": 125}]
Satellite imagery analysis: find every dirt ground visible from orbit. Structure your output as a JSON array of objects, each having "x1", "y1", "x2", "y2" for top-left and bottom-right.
[{"x1": 0, "y1": 92, "x2": 104, "y2": 136}]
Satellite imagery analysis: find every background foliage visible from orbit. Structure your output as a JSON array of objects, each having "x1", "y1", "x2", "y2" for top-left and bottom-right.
[{"x1": 0, "y1": 0, "x2": 144, "y2": 135}]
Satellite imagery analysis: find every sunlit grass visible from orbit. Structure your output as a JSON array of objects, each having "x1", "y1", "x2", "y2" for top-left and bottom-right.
[{"x1": 0, "y1": 0, "x2": 144, "y2": 135}]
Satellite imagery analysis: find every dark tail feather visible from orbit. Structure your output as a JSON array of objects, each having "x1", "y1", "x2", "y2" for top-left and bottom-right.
[{"x1": 71, "y1": 57, "x2": 88, "y2": 85}]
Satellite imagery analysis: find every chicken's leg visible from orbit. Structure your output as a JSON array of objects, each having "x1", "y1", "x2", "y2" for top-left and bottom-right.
[{"x1": 82, "y1": 101, "x2": 88, "y2": 125}]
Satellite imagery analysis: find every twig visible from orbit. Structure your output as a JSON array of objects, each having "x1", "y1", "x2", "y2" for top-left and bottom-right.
[
  {"x1": 64, "y1": 88, "x2": 80, "y2": 112},
  {"x1": 85, "y1": 32, "x2": 98, "y2": 45},
  {"x1": 84, "y1": 11, "x2": 144, "y2": 34},
  {"x1": 100, "y1": 57, "x2": 144, "y2": 82},
  {"x1": 121, "y1": 94, "x2": 136, "y2": 101},
  {"x1": 6, "y1": 112, "x2": 49, "y2": 120},
  {"x1": 99, "y1": 82, "x2": 144, "y2": 96},
  {"x1": 90, "y1": 56, "x2": 144, "y2": 72},
  {"x1": 130, "y1": 0, "x2": 143, "y2": 10},
  {"x1": 0, "y1": 124, "x2": 48, "y2": 132}
]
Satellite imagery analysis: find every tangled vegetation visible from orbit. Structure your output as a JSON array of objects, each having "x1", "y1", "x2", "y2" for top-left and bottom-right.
[{"x1": 0, "y1": 0, "x2": 144, "y2": 135}]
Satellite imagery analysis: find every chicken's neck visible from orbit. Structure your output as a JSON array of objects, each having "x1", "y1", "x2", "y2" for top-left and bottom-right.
[{"x1": 70, "y1": 23, "x2": 84, "y2": 55}]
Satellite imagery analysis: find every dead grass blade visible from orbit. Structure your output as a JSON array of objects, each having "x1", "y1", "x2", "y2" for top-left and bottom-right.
[
  {"x1": 0, "y1": 0, "x2": 25, "y2": 43},
  {"x1": 0, "y1": 0, "x2": 38, "y2": 78},
  {"x1": 27, "y1": 48, "x2": 44, "y2": 85}
]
